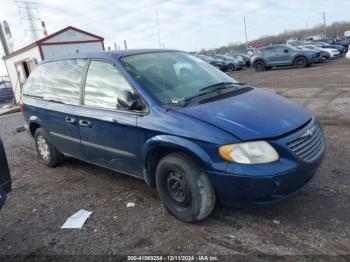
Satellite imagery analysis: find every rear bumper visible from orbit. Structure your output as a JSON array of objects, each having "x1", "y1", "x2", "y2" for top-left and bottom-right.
[{"x1": 210, "y1": 154, "x2": 323, "y2": 206}]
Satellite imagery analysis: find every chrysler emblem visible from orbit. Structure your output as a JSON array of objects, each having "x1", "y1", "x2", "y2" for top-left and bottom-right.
[{"x1": 301, "y1": 125, "x2": 316, "y2": 139}]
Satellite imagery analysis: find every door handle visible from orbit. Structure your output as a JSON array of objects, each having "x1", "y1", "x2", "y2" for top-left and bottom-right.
[
  {"x1": 65, "y1": 117, "x2": 76, "y2": 124},
  {"x1": 79, "y1": 120, "x2": 91, "y2": 128}
]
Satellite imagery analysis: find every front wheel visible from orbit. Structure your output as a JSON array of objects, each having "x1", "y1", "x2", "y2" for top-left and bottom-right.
[
  {"x1": 294, "y1": 57, "x2": 308, "y2": 68},
  {"x1": 227, "y1": 64, "x2": 235, "y2": 72},
  {"x1": 156, "y1": 152, "x2": 216, "y2": 222},
  {"x1": 254, "y1": 60, "x2": 266, "y2": 71}
]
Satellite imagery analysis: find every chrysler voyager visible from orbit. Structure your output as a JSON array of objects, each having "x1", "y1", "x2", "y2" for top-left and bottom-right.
[{"x1": 22, "y1": 50, "x2": 325, "y2": 222}]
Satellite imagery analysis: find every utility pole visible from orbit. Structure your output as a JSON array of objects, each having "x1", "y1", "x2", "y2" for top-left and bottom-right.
[
  {"x1": 322, "y1": 11, "x2": 326, "y2": 38},
  {"x1": 156, "y1": 10, "x2": 161, "y2": 48},
  {"x1": 0, "y1": 23, "x2": 10, "y2": 56},
  {"x1": 15, "y1": 0, "x2": 41, "y2": 42},
  {"x1": 124, "y1": 40, "x2": 127, "y2": 50},
  {"x1": 336, "y1": 23, "x2": 339, "y2": 38},
  {"x1": 244, "y1": 16, "x2": 248, "y2": 50}
]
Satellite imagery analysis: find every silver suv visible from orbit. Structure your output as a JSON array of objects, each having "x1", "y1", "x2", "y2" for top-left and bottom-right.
[{"x1": 251, "y1": 44, "x2": 320, "y2": 71}]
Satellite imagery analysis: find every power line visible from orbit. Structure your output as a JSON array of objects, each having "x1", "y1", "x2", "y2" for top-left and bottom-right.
[{"x1": 15, "y1": 0, "x2": 41, "y2": 42}]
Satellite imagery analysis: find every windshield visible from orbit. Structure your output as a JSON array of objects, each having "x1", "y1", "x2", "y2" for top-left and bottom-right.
[{"x1": 121, "y1": 51, "x2": 238, "y2": 106}]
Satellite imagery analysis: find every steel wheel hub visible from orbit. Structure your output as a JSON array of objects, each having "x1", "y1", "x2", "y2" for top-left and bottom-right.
[
  {"x1": 166, "y1": 171, "x2": 191, "y2": 208},
  {"x1": 37, "y1": 135, "x2": 50, "y2": 160}
]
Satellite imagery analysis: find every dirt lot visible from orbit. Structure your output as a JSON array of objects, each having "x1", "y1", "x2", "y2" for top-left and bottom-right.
[{"x1": 0, "y1": 58, "x2": 349, "y2": 260}]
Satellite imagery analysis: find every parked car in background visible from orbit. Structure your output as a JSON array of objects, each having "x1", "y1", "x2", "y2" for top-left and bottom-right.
[
  {"x1": 0, "y1": 137, "x2": 11, "y2": 209},
  {"x1": 22, "y1": 50, "x2": 325, "y2": 222},
  {"x1": 214, "y1": 54, "x2": 244, "y2": 71},
  {"x1": 296, "y1": 46, "x2": 325, "y2": 62},
  {"x1": 251, "y1": 44, "x2": 320, "y2": 71},
  {"x1": 312, "y1": 41, "x2": 345, "y2": 56},
  {"x1": 237, "y1": 54, "x2": 251, "y2": 67},
  {"x1": 321, "y1": 38, "x2": 349, "y2": 54},
  {"x1": 227, "y1": 54, "x2": 251, "y2": 67},
  {"x1": 300, "y1": 44, "x2": 338, "y2": 59},
  {"x1": 197, "y1": 55, "x2": 229, "y2": 71},
  {"x1": 302, "y1": 44, "x2": 340, "y2": 59},
  {"x1": 0, "y1": 80, "x2": 14, "y2": 105},
  {"x1": 246, "y1": 47, "x2": 258, "y2": 57}
]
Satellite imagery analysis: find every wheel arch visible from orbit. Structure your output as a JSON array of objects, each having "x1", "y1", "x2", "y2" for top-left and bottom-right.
[
  {"x1": 28, "y1": 116, "x2": 43, "y2": 137},
  {"x1": 141, "y1": 135, "x2": 212, "y2": 188},
  {"x1": 253, "y1": 59, "x2": 265, "y2": 66}
]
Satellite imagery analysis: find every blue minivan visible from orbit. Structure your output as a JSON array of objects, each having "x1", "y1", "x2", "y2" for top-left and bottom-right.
[{"x1": 22, "y1": 50, "x2": 325, "y2": 222}]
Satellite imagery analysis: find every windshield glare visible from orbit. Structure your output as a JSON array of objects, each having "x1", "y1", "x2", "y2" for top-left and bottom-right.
[{"x1": 121, "y1": 52, "x2": 237, "y2": 106}]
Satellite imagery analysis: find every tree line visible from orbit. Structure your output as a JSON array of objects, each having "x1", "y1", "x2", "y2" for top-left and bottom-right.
[{"x1": 200, "y1": 21, "x2": 350, "y2": 54}]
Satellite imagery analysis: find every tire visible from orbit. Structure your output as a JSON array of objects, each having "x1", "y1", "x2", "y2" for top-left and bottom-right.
[
  {"x1": 156, "y1": 152, "x2": 216, "y2": 222},
  {"x1": 0, "y1": 187, "x2": 6, "y2": 209},
  {"x1": 227, "y1": 64, "x2": 235, "y2": 72},
  {"x1": 34, "y1": 128, "x2": 63, "y2": 167},
  {"x1": 294, "y1": 56, "x2": 308, "y2": 68},
  {"x1": 254, "y1": 60, "x2": 266, "y2": 71}
]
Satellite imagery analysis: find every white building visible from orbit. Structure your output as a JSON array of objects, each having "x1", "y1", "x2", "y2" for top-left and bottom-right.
[{"x1": 3, "y1": 26, "x2": 104, "y2": 103}]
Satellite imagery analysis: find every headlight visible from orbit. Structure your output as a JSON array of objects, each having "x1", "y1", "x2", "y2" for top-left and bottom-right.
[{"x1": 219, "y1": 141, "x2": 279, "y2": 164}]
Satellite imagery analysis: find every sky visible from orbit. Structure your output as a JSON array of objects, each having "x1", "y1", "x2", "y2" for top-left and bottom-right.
[{"x1": 1, "y1": 0, "x2": 350, "y2": 75}]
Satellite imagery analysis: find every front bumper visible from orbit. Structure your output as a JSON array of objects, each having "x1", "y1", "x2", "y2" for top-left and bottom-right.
[
  {"x1": 208, "y1": 118, "x2": 325, "y2": 206},
  {"x1": 210, "y1": 154, "x2": 323, "y2": 206},
  {"x1": 311, "y1": 56, "x2": 320, "y2": 63}
]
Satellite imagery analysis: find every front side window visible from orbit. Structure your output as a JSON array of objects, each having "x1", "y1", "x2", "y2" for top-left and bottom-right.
[
  {"x1": 262, "y1": 47, "x2": 275, "y2": 53},
  {"x1": 121, "y1": 52, "x2": 238, "y2": 106},
  {"x1": 83, "y1": 60, "x2": 134, "y2": 110},
  {"x1": 24, "y1": 59, "x2": 86, "y2": 105}
]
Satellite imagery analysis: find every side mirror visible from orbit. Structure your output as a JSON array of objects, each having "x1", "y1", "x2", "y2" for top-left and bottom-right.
[
  {"x1": 284, "y1": 49, "x2": 289, "y2": 53},
  {"x1": 117, "y1": 90, "x2": 138, "y2": 110}
]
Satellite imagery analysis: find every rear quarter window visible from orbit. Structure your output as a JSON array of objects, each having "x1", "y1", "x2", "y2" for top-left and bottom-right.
[{"x1": 23, "y1": 59, "x2": 87, "y2": 105}]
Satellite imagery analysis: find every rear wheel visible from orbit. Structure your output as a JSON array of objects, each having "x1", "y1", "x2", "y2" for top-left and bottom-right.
[
  {"x1": 254, "y1": 60, "x2": 266, "y2": 71},
  {"x1": 34, "y1": 128, "x2": 63, "y2": 167},
  {"x1": 227, "y1": 64, "x2": 235, "y2": 72},
  {"x1": 294, "y1": 56, "x2": 308, "y2": 68},
  {"x1": 156, "y1": 152, "x2": 216, "y2": 222}
]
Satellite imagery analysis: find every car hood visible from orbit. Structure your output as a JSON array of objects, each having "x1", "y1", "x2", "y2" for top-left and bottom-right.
[{"x1": 178, "y1": 88, "x2": 312, "y2": 141}]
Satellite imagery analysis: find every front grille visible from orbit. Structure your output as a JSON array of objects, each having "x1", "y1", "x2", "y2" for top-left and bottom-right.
[{"x1": 287, "y1": 123, "x2": 325, "y2": 162}]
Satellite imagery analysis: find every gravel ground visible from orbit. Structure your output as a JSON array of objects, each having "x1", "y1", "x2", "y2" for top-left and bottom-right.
[{"x1": 0, "y1": 58, "x2": 349, "y2": 260}]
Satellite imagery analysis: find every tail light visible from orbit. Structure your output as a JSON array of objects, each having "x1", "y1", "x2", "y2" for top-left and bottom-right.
[{"x1": 20, "y1": 99, "x2": 24, "y2": 112}]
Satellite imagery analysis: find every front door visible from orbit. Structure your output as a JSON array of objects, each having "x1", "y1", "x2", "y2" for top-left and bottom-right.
[{"x1": 76, "y1": 60, "x2": 142, "y2": 176}]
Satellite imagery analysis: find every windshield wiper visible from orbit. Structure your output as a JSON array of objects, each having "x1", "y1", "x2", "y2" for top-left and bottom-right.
[
  {"x1": 166, "y1": 82, "x2": 248, "y2": 109},
  {"x1": 199, "y1": 81, "x2": 238, "y2": 92},
  {"x1": 178, "y1": 83, "x2": 245, "y2": 107},
  {"x1": 199, "y1": 81, "x2": 247, "y2": 92}
]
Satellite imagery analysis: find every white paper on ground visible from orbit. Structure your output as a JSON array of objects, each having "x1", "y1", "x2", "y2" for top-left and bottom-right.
[
  {"x1": 61, "y1": 209, "x2": 93, "y2": 229},
  {"x1": 126, "y1": 202, "x2": 135, "y2": 208}
]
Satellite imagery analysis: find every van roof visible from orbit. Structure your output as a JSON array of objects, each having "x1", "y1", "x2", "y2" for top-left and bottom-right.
[{"x1": 43, "y1": 49, "x2": 180, "y2": 63}]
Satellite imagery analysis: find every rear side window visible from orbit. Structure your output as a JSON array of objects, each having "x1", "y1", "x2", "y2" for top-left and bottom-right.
[
  {"x1": 24, "y1": 59, "x2": 87, "y2": 105},
  {"x1": 83, "y1": 60, "x2": 134, "y2": 110}
]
